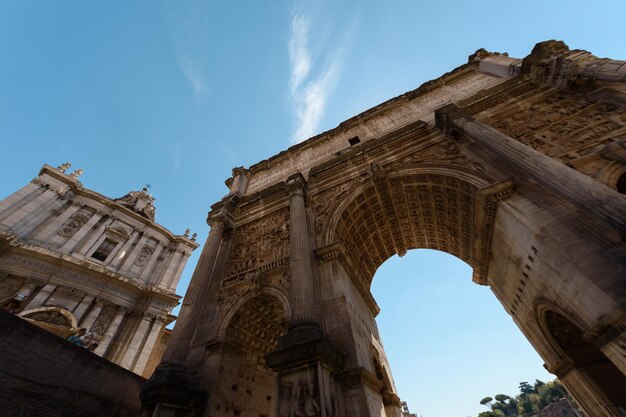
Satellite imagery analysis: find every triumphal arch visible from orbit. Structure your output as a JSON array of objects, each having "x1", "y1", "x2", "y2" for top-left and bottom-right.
[{"x1": 142, "y1": 41, "x2": 626, "y2": 417}]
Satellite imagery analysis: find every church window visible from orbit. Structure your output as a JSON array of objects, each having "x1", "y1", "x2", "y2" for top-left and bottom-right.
[
  {"x1": 91, "y1": 238, "x2": 117, "y2": 262},
  {"x1": 348, "y1": 136, "x2": 360, "y2": 146}
]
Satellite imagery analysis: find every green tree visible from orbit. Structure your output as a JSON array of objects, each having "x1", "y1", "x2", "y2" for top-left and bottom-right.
[
  {"x1": 480, "y1": 397, "x2": 494, "y2": 408},
  {"x1": 519, "y1": 381, "x2": 535, "y2": 395}
]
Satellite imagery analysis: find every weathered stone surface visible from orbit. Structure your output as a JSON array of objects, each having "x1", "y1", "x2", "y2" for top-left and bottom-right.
[{"x1": 144, "y1": 40, "x2": 626, "y2": 417}]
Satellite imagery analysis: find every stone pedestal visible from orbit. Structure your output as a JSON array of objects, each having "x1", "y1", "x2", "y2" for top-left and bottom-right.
[
  {"x1": 140, "y1": 362, "x2": 204, "y2": 417},
  {"x1": 266, "y1": 324, "x2": 345, "y2": 417}
]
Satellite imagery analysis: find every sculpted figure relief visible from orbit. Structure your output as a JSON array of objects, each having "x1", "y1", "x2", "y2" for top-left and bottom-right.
[
  {"x1": 134, "y1": 246, "x2": 154, "y2": 267},
  {"x1": 224, "y1": 208, "x2": 289, "y2": 278},
  {"x1": 57, "y1": 214, "x2": 88, "y2": 237}
]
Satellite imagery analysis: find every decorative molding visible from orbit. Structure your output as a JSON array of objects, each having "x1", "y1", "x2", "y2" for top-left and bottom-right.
[
  {"x1": 472, "y1": 179, "x2": 515, "y2": 285},
  {"x1": 57, "y1": 214, "x2": 88, "y2": 237}
]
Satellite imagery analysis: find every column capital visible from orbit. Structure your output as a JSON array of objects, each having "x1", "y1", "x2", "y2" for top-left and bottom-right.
[
  {"x1": 544, "y1": 358, "x2": 575, "y2": 378},
  {"x1": 286, "y1": 173, "x2": 307, "y2": 198},
  {"x1": 231, "y1": 166, "x2": 249, "y2": 178},
  {"x1": 583, "y1": 307, "x2": 626, "y2": 349},
  {"x1": 434, "y1": 103, "x2": 469, "y2": 136}
]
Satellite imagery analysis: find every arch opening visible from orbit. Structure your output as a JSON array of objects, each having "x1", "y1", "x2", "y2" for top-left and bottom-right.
[
  {"x1": 544, "y1": 310, "x2": 626, "y2": 409},
  {"x1": 211, "y1": 295, "x2": 288, "y2": 417},
  {"x1": 332, "y1": 173, "x2": 478, "y2": 287},
  {"x1": 370, "y1": 249, "x2": 554, "y2": 417}
]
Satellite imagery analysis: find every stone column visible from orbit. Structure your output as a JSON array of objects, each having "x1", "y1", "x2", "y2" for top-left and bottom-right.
[
  {"x1": 435, "y1": 106, "x2": 626, "y2": 244},
  {"x1": 96, "y1": 307, "x2": 126, "y2": 357},
  {"x1": 133, "y1": 315, "x2": 166, "y2": 375},
  {"x1": 266, "y1": 174, "x2": 346, "y2": 417},
  {"x1": 80, "y1": 300, "x2": 105, "y2": 330},
  {"x1": 161, "y1": 249, "x2": 184, "y2": 290},
  {"x1": 168, "y1": 250, "x2": 191, "y2": 291},
  {"x1": 555, "y1": 363, "x2": 615, "y2": 417},
  {"x1": 120, "y1": 312, "x2": 154, "y2": 370},
  {"x1": 286, "y1": 173, "x2": 319, "y2": 325},
  {"x1": 120, "y1": 233, "x2": 150, "y2": 273},
  {"x1": 23, "y1": 283, "x2": 57, "y2": 309},
  {"x1": 60, "y1": 212, "x2": 103, "y2": 252},
  {"x1": 0, "y1": 182, "x2": 41, "y2": 222},
  {"x1": 141, "y1": 200, "x2": 236, "y2": 416},
  {"x1": 32, "y1": 203, "x2": 80, "y2": 242},
  {"x1": 72, "y1": 295, "x2": 95, "y2": 323},
  {"x1": 142, "y1": 243, "x2": 165, "y2": 283},
  {"x1": 76, "y1": 216, "x2": 114, "y2": 256},
  {"x1": 110, "y1": 230, "x2": 140, "y2": 269},
  {"x1": 0, "y1": 188, "x2": 55, "y2": 229}
]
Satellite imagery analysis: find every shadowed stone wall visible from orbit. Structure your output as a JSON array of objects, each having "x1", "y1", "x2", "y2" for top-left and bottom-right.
[{"x1": 0, "y1": 310, "x2": 144, "y2": 417}]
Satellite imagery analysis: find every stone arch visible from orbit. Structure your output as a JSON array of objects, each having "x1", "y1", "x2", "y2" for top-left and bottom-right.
[
  {"x1": 217, "y1": 286, "x2": 291, "y2": 340},
  {"x1": 320, "y1": 164, "x2": 491, "y2": 250},
  {"x1": 321, "y1": 165, "x2": 496, "y2": 289},
  {"x1": 537, "y1": 306, "x2": 626, "y2": 412},
  {"x1": 208, "y1": 293, "x2": 290, "y2": 417},
  {"x1": 19, "y1": 306, "x2": 78, "y2": 337},
  {"x1": 534, "y1": 300, "x2": 589, "y2": 361}
]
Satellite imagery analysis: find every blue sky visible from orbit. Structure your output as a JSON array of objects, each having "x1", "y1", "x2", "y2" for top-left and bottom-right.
[{"x1": 1, "y1": 1, "x2": 625, "y2": 416}]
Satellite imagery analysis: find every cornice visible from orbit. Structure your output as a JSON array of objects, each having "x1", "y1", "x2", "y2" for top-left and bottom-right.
[
  {"x1": 246, "y1": 64, "x2": 481, "y2": 176},
  {"x1": 36, "y1": 164, "x2": 199, "y2": 251},
  {"x1": 0, "y1": 243, "x2": 179, "y2": 306}
]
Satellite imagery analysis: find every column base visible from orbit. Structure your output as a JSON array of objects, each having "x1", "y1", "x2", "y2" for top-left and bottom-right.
[
  {"x1": 140, "y1": 362, "x2": 205, "y2": 417},
  {"x1": 266, "y1": 322, "x2": 344, "y2": 372},
  {"x1": 266, "y1": 323, "x2": 345, "y2": 417}
]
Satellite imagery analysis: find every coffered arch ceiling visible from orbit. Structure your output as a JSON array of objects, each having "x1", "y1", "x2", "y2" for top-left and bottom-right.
[{"x1": 323, "y1": 167, "x2": 499, "y2": 286}]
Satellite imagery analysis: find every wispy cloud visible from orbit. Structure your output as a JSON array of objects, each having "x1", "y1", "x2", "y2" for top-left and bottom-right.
[
  {"x1": 179, "y1": 56, "x2": 207, "y2": 100},
  {"x1": 288, "y1": 10, "x2": 347, "y2": 144},
  {"x1": 164, "y1": 1, "x2": 209, "y2": 103}
]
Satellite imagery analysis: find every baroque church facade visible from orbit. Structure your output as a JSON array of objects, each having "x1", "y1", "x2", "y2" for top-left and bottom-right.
[{"x1": 0, "y1": 163, "x2": 198, "y2": 377}]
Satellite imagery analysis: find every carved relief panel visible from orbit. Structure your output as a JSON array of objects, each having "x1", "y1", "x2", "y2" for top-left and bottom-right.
[
  {"x1": 57, "y1": 213, "x2": 89, "y2": 237},
  {"x1": 277, "y1": 366, "x2": 342, "y2": 417},
  {"x1": 224, "y1": 208, "x2": 290, "y2": 279},
  {"x1": 488, "y1": 91, "x2": 626, "y2": 179}
]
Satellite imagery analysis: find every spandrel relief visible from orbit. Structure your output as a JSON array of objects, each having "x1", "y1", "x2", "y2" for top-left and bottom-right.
[{"x1": 224, "y1": 208, "x2": 290, "y2": 278}]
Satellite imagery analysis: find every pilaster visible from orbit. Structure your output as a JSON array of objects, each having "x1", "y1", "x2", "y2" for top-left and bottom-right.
[
  {"x1": 120, "y1": 312, "x2": 153, "y2": 370},
  {"x1": 133, "y1": 315, "x2": 166, "y2": 375},
  {"x1": 60, "y1": 212, "x2": 103, "y2": 253},
  {"x1": 72, "y1": 295, "x2": 95, "y2": 323},
  {"x1": 80, "y1": 299, "x2": 105, "y2": 330},
  {"x1": 96, "y1": 306, "x2": 126, "y2": 357},
  {"x1": 24, "y1": 283, "x2": 57, "y2": 309}
]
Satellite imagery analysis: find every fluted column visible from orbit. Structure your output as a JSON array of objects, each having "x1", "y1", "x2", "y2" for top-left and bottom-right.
[
  {"x1": 162, "y1": 205, "x2": 234, "y2": 366},
  {"x1": 287, "y1": 174, "x2": 318, "y2": 325}
]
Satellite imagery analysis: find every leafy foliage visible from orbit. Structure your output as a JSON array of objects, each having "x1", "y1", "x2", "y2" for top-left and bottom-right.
[{"x1": 477, "y1": 379, "x2": 567, "y2": 417}]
